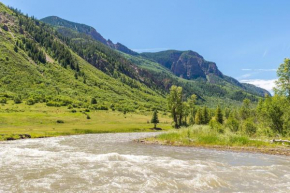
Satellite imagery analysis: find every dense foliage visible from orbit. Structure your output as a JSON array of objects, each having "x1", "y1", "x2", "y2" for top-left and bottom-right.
[{"x1": 167, "y1": 59, "x2": 290, "y2": 137}]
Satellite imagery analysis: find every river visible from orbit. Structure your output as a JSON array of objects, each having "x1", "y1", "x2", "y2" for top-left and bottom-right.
[{"x1": 0, "y1": 132, "x2": 289, "y2": 192}]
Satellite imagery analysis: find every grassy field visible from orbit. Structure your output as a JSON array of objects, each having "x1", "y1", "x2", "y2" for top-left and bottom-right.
[
  {"x1": 145, "y1": 125, "x2": 288, "y2": 148},
  {"x1": 0, "y1": 101, "x2": 172, "y2": 140}
]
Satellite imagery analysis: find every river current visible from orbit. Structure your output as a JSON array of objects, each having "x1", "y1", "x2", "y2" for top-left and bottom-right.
[{"x1": 0, "y1": 132, "x2": 289, "y2": 192}]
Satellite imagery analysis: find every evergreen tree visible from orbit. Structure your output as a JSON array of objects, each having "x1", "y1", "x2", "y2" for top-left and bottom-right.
[
  {"x1": 151, "y1": 110, "x2": 159, "y2": 129},
  {"x1": 215, "y1": 105, "x2": 223, "y2": 124},
  {"x1": 202, "y1": 106, "x2": 210, "y2": 124},
  {"x1": 14, "y1": 45, "x2": 18, "y2": 52}
]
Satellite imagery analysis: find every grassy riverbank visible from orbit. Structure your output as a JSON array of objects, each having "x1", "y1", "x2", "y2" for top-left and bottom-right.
[
  {"x1": 0, "y1": 102, "x2": 172, "y2": 141},
  {"x1": 142, "y1": 126, "x2": 290, "y2": 156}
]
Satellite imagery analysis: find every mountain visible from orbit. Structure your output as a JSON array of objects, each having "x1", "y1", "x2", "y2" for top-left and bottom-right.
[
  {"x1": 0, "y1": 3, "x2": 270, "y2": 111},
  {"x1": 141, "y1": 50, "x2": 223, "y2": 79},
  {"x1": 140, "y1": 50, "x2": 270, "y2": 96},
  {"x1": 40, "y1": 16, "x2": 270, "y2": 101},
  {"x1": 41, "y1": 16, "x2": 139, "y2": 56}
]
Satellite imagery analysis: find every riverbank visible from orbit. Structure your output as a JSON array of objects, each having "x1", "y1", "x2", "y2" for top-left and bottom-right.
[
  {"x1": 138, "y1": 126, "x2": 290, "y2": 156},
  {"x1": 0, "y1": 102, "x2": 171, "y2": 141}
]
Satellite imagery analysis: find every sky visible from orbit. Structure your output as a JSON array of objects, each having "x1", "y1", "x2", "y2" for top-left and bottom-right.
[{"x1": 3, "y1": 0, "x2": 290, "y2": 93}]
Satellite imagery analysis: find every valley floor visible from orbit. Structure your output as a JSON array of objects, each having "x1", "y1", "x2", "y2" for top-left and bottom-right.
[{"x1": 0, "y1": 102, "x2": 172, "y2": 140}]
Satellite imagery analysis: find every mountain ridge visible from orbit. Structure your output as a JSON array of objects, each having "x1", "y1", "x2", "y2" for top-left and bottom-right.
[{"x1": 41, "y1": 16, "x2": 139, "y2": 56}]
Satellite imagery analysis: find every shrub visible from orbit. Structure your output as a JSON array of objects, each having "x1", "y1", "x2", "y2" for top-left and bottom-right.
[
  {"x1": 86, "y1": 115, "x2": 91, "y2": 119},
  {"x1": 26, "y1": 98, "x2": 35, "y2": 105},
  {"x1": 242, "y1": 119, "x2": 257, "y2": 136},
  {"x1": 226, "y1": 117, "x2": 239, "y2": 132},
  {"x1": 46, "y1": 101, "x2": 61, "y2": 107},
  {"x1": 0, "y1": 98, "x2": 7, "y2": 104},
  {"x1": 13, "y1": 96, "x2": 22, "y2": 104},
  {"x1": 209, "y1": 119, "x2": 224, "y2": 133},
  {"x1": 56, "y1": 120, "x2": 64, "y2": 124},
  {"x1": 71, "y1": 109, "x2": 77, "y2": 113},
  {"x1": 91, "y1": 98, "x2": 97, "y2": 104}
]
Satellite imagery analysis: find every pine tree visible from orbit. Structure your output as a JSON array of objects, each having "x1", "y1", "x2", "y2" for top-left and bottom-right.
[
  {"x1": 202, "y1": 106, "x2": 210, "y2": 124},
  {"x1": 215, "y1": 105, "x2": 223, "y2": 124},
  {"x1": 151, "y1": 110, "x2": 159, "y2": 129}
]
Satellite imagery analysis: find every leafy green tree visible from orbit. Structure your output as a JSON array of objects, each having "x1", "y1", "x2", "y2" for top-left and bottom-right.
[
  {"x1": 240, "y1": 99, "x2": 251, "y2": 120},
  {"x1": 257, "y1": 95, "x2": 285, "y2": 135},
  {"x1": 195, "y1": 108, "x2": 202, "y2": 125},
  {"x1": 275, "y1": 58, "x2": 290, "y2": 99},
  {"x1": 187, "y1": 94, "x2": 197, "y2": 125},
  {"x1": 151, "y1": 110, "x2": 159, "y2": 129},
  {"x1": 167, "y1": 85, "x2": 183, "y2": 128},
  {"x1": 215, "y1": 105, "x2": 223, "y2": 124}
]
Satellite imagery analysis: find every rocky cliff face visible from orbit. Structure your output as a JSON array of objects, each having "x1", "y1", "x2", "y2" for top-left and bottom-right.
[{"x1": 142, "y1": 50, "x2": 223, "y2": 80}]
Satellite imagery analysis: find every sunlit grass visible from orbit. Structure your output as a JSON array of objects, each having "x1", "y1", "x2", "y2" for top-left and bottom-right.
[
  {"x1": 0, "y1": 102, "x2": 172, "y2": 140},
  {"x1": 147, "y1": 126, "x2": 280, "y2": 148}
]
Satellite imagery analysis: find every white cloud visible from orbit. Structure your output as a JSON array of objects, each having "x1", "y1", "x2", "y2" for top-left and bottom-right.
[
  {"x1": 241, "y1": 69, "x2": 277, "y2": 72},
  {"x1": 240, "y1": 79, "x2": 277, "y2": 94},
  {"x1": 239, "y1": 73, "x2": 252, "y2": 79}
]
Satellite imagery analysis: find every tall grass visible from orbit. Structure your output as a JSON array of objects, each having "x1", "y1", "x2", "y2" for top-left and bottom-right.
[{"x1": 152, "y1": 126, "x2": 272, "y2": 147}]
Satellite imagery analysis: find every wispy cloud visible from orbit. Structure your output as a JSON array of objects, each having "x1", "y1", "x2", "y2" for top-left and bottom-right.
[
  {"x1": 241, "y1": 69, "x2": 277, "y2": 72},
  {"x1": 263, "y1": 49, "x2": 268, "y2": 58},
  {"x1": 238, "y1": 73, "x2": 253, "y2": 79},
  {"x1": 132, "y1": 48, "x2": 169, "y2": 52},
  {"x1": 240, "y1": 79, "x2": 277, "y2": 94}
]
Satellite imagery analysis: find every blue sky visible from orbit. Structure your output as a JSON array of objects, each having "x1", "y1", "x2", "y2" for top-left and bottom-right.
[{"x1": 3, "y1": 0, "x2": 290, "y2": 92}]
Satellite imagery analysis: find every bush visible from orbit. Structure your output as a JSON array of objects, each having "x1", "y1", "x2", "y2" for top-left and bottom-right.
[
  {"x1": 226, "y1": 117, "x2": 239, "y2": 132},
  {"x1": 209, "y1": 119, "x2": 224, "y2": 133},
  {"x1": 71, "y1": 109, "x2": 77, "y2": 113},
  {"x1": 86, "y1": 115, "x2": 91, "y2": 119},
  {"x1": 91, "y1": 98, "x2": 97, "y2": 104},
  {"x1": 46, "y1": 101, "x2": 61, "y2": 107},
  {"x1": 13, "y1": 96, "x2": 22, "y2": 104},
  {"x1": 56, "y1": 120, "x2": 64, "y2": 124},
  {"x1": 242, "y1": 119, "x2": 257, "y2": 136},
  {"x1": 26, "y1": 98, "x2": 35, "y2": 105},
  {"x1": 0, "y1": 98, "x2": 7, "y2": 104}
]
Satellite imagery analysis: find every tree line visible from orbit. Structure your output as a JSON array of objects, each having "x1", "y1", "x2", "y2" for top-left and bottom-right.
[{"x1": 167, "y1": 59, "x2": 290, "y2": 137}]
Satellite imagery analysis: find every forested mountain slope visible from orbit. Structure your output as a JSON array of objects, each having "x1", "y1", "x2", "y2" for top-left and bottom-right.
[
  {"x1": 41, "y1": 15, "x2": 269, "y2": 105},
  {"x1": 0, "y1": 3, "x2": 166, "y2": 112},
  {"x1": 0, "y1": 2, "x2": 270, "y2": 111}
]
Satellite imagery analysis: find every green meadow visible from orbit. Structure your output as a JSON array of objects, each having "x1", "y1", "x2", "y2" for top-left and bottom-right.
[{"x1": 0, "y1": 101, "x2": 172, "y2": 140}]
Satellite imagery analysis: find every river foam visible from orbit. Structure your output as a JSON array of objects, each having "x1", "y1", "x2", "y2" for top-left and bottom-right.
[{"x1": 0, "y1": 132, "x2": 289, "y2": 192}]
